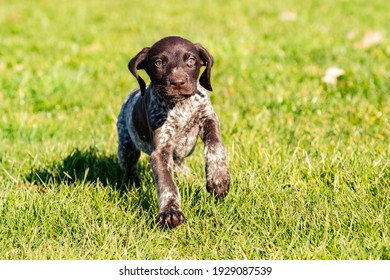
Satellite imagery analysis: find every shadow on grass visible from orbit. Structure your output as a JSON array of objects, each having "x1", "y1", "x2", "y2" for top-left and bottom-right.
[
  {"x1": 26, "y1": 147, "x2": 123, "y2": 188},
  {"x1": 25, "y1": 146, "x2": 159, "y2": 226}
]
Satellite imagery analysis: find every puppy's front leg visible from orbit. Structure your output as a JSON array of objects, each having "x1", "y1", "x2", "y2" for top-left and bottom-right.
[
  {"x1": 150, "y1": 134, "x2": 185, "y2": 228},
  {"x1": 200, "y1": 115, "x2": 230, "y2": 199}
]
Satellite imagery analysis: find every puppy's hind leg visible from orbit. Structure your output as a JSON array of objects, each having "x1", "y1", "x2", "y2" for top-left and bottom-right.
[{"x1": 117, "y1": 116, "x2": 141, "y2": 186}]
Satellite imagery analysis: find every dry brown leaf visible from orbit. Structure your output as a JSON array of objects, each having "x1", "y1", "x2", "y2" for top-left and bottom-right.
[
  {"x1": 354, "y1": 31, "x2": 383, "y2": 49},
  {"x1": 18, "y1": 183, "x2": 46, "y2": 193},
  {"x1": 280, "y1": 11, "x2": 297, "y2": 22},
  {"x1": 322, "y1": 66, "x2": 345, "y2": 85}
]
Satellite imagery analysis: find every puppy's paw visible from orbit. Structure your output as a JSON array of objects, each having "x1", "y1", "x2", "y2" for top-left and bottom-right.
[
  {"x1": 206, "y1": 171, "x2": 230, "y2": 199},
  {"x1": 157, "y1": 209, "x2": 185, "y2": 228}
]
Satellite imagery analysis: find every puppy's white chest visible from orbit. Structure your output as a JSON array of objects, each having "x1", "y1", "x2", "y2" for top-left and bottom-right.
[{"x1": 159, "y1": 103, "x2": 201, "y2": 159}]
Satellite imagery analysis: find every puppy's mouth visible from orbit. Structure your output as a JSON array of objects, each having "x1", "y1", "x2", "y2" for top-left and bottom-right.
[{"x1": 155, "y1": 84, "x2": 196, "y2": 101}]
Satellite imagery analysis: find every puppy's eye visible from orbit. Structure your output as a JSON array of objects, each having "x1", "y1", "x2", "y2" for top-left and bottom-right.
[
  {"x1": 187, "y1": 56, "x2": 196, "y2": 66},
  {"x1": 154, "y1": 59, "x2": 164, "y2": 67}
]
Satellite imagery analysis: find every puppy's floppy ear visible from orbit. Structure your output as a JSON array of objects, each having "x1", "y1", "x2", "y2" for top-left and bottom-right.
[
  {"x1": 195, "y1": 43, "x2": 214, "y2": 91},
  {"x1": 128, "y1": 47, "x2": 150, "y2": 96}
]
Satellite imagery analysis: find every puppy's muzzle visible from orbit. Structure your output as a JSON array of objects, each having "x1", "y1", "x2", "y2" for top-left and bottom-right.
[{"x1": 167, "y1": 73, "x2": 194, "y2": 97}]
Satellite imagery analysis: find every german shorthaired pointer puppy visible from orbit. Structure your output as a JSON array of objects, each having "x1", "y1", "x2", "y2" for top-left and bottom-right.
[{"x1": 117, "y1": 36, "x2": 230, "y2": 228}]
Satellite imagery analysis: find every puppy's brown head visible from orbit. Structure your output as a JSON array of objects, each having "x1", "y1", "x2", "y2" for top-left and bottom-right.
[{"x1": 128, "y1": 36, "x2": 213, "y2": 100}]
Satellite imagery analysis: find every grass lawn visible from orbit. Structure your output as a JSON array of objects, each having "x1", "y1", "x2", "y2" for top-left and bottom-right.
[{"x1": 1, "y1": 0, "x2": 389, "y2": 259}]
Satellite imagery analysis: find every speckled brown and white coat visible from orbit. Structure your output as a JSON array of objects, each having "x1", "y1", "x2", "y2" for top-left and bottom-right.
[{"x1": 117, "y1": 36, "x2": 230, "y2": 228}]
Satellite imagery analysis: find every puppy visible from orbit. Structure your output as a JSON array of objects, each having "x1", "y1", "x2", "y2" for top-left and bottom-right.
[{"x1": 117, "y1": 36, "x2": 230, "y2": 227}]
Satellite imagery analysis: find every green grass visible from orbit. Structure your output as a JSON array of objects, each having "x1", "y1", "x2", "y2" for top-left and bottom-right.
[{"x1": 1, "y1": 0, "x2": 389, "y2": 259}]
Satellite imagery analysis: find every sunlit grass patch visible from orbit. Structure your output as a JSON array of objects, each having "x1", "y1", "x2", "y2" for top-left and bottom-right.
[{"x1": 1, "y1": 0, "x2": 389, "y2": 259}]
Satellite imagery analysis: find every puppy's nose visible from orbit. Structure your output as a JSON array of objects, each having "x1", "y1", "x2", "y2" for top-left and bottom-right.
[{"x1": 169, "y1": 77, "x2": 187, "y2": 88}]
